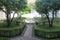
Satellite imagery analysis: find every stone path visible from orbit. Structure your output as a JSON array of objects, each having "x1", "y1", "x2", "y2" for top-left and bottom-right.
[
  {"x1": 24, "y1": 24, "x2": 33, "y2": 38},
  {"x1": 10, "y1": 23, "x2": 41, "y2": 40},
  {"x1": 10, "y1": 23, "x2": 60, "y2": 40}
]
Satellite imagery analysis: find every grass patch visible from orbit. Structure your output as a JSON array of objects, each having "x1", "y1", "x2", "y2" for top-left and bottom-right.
[
  {"x1": 34, "y1": 23, "x2": 60, "y2": 32},
  {"x1": 0, "y1": 22, "x2": 25, "y2": 37},
  {"x1": 0, "y1": 37, "x2": 9, "y2": 40},
  {"x1": 34, "y1": 23, "x2": 60, "y2": 38}
]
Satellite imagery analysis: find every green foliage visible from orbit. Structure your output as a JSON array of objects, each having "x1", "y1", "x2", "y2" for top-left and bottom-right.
[
  {"x1": 34, "y1": 24, "x2": 60, "y2": 38},
  {"x1": 35, "y1": 0, "x2": 60, "y2": 27},
  {"x1": 35, "y1": 0, "x2": 49, "y2": 14},
  {"x1": 34, "y1": 17, "x2": 41, "y2": 22},
  {"x1": 15, "y1": 17, "x2": 25, "y2": 23},
  {"x1": 0, "y1": 23, "x2": 25, "y2": 37},
  {"x1": 49, "y1": 0, "x2": 60, "y2": 10},
  {"x1": 35, "y1": 0, "x2": 60, "y2": 38},
  {"x1": 0, "y1": 0, "x2": 19, "y2": 11},
  {"x1": 18, "y1": 10, "x2": 29, "y2": 15},
  {"x1": 18, "y1": 5, "x2": 31, "y2": 15},
  {"x1": 35, "y1": 0, "x2": 60, "y2": 14},
  {"x1": 0, "y1": 37, "x2": 9, "y2": 40},
  {"x1": 0, "y1": 0, "x2": 28, "y2": 11},
  {"x1": 35, "y1": 0, "x2": 60, "y2": 13},
  {"x1": 0, "y1": 0, "x2": 28, "y2": 26}
]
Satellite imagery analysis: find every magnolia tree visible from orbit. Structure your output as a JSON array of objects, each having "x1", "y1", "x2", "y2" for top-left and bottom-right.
[
  {"x1": 35, "y1": 0, "x2": 60, "y2": 27},
  {"x1": 0, "y1": 0, "x2": 29, "y2": 27}
]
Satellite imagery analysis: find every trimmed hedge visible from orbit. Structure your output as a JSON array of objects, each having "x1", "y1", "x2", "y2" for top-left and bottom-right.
[
  {"x1": 34, "y1": 29, "x2": 60, "y2": 39},
  {"x1": 34, "y1": 24, "x2": 60, "y2": 39},
  {"x1": 0, "y1": 37, "x2": 9, "y2": 40},
  {"x1": 0, "y1": 23, "x2": 25, "y2": 37}
]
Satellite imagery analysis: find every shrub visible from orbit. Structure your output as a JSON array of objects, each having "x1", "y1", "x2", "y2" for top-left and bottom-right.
[
  {"x1": 0, "y1": 23, "x2": 25, "y2": 37},
  {"x1": 0, "y1": 37, "x2": 9, "y2": 40},
  {"x1": 34, "y1": 24, "x2": 60, "y2": 39}
]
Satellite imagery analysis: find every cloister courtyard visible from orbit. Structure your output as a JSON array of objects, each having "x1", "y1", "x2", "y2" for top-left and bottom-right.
[{"x1": 0, "y1": 0, "x2": 60, "y2": 40}]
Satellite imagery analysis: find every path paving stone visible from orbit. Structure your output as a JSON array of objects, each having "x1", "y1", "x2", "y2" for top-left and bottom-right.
[
  {"x1": 24, "y1": 24, "x2": 33, "y2": 38},
  {"x1": 10, "y1": 23, "x2": 60, "y2": 40},
  {"x1": 10, "y1": 23, "x2": 41, "y2": 40}
]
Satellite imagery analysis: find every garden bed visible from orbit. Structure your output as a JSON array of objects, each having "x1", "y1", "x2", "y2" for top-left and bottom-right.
[
  {"x1": 0, "y1": 23, "x2": 25, "y2": 37},
  {"x1": 0, "y1": 37, "x2": 9, "y2": 40},
  {"x1": 34, "y1": 24, "x2": 60, "y2": 39}
]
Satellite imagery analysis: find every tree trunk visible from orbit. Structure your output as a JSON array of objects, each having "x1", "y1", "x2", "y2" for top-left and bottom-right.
[
  {"x1": 50, "y1": 10, "x2": 55, "y2": 27},
  {"x1": 41, "y1": 14, "x2": 45, "y2": 25},
  {"x1": 6, "y1": 13, "x2": 10, "y2": 27},
  {"x1": 45, "y1": 14, "x2": 51, "y2": 27},
  {"x1": 10, "y1": 12, "x2": 16, "y2": 24},
  {"x1": 55, "y1": 10, "x2": 57, "y2": 18},
  {"x1": 6, "y1": 8, "x2": 11, "y2": 27}
]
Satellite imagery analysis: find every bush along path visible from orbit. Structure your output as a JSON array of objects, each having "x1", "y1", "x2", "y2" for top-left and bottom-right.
[
  {"x1": 10, "y1": 23, "x2": 40, "y2": 40},
  {"x1": 10, "y1": 23, "x2": 60, "y2": 40}
]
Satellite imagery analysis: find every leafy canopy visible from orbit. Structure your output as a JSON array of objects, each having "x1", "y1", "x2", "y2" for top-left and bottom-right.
[
  {"x1": 35, "y1": 0, "x2": 60, "y2": 14},
  {"x1": 0, "y1": 0, "x2": 28, "y2": 12}
]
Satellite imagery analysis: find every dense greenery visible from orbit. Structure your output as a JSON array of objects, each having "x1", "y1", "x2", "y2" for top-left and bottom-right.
[
  {"x1": 34, "y1": 23, "x2": 60, "y2": 38},
  {"x1": 0, "y1": 0, "x2": 30, "y2": 39},
  {"x1": 0, "y1": 23, "x2": 25, "y2": 37},
  {"x1": 34, "y1": 0, "x2": 60, "y2": 38},
  {"x1": 0, "y1": 0, "x2": 28, "y2": 27},
  {"x1": 0, "y1": 37, "x2": 9, "y2": 40},
  {"x1": 35, "y1": 0, "x2": 60, "y2": 27}
]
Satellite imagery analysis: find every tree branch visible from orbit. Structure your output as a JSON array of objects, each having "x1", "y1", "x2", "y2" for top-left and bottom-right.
[
  {"x1": 0, "y1": 8, "x2": 6, "y2": 13},
  {"x1": 10, "y1": 12, "x2": 16, "y2": 24}
]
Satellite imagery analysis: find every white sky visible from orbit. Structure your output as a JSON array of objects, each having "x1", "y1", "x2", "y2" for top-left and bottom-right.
[
  {"x1": 22, "y1": 10, "x2": 41, "y2": 18},
  {"x1": 28, "y1": 0, "x2": 35, "y2": 4}
]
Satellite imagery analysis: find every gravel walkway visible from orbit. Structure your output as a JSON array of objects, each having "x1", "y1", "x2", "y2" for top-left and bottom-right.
[
  {"x1": 10, "y1": 23, "x2": 60, "y2": 40},
  {"x1": 10, "y1": 23, "x2": 41, "y2": 40}
]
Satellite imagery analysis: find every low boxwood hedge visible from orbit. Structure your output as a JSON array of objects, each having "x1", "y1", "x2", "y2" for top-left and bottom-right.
[
  {"x1": 0, "y1": 23, "x2": 25, "y2": 37},
  {"x1": 34, "y1": 24, "x2": 60, "y2": 39},
  {"x1": 0, "y1": 37, "x2": 9, "y2": 40}
]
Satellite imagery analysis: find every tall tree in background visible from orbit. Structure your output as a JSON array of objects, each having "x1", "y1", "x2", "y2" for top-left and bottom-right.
[
  {"x1": 35, "y1": 0, "x2": 60, "y2": 27},
  {"x1": 0, "y1": 0, "x2": 28, "y2": 27}
]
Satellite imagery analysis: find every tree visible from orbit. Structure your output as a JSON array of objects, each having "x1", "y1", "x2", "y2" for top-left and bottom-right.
[
  {"x1": 35, "y1": 0, "x2": 60, "y2": 27},
  {"x1": 47, "y1": 0, "x2": 60, "y2": 27},
  {"x1": 17, "y1": 4, "x2": 31, "y2": 22},
  {"x1": 0, "y1": 0, "x2": 28, "y2": 27}
]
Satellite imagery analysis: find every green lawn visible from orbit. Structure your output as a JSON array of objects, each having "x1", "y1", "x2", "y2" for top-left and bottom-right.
[
  {"x1": 34, "y1": 23, "x2": 60, "y2": 38},
  {"x1": 0, "y1": 37, "x2": 9, "y2": 40},
  {"x1": 0, "y1": 22, "x2": 25, "y2": 37},
  {"x1": 34, "y1": 23, "x2": 60, "y2": 32}
]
